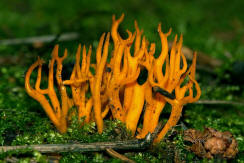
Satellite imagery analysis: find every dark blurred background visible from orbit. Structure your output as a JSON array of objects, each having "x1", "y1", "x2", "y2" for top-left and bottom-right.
[{"x1": 0, "y1": 0, "x2": 243, "y2": 59}]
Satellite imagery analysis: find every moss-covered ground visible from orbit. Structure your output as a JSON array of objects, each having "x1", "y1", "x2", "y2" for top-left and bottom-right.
[{"x1": 0, "y1": 0, "x2": 243, "y2": 162}]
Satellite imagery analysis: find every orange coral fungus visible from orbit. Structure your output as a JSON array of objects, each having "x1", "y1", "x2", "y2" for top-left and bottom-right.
[
  {"x1": 25, "y1": 46, "x2": 72, "y2": 133},
  {"x1": 62, "y1": 44, "x2": 93, "y2": 123},
  {"x1": 92, "y1": 33, "x2": 110, "y2": 133},
  {"x1": 25, "y1": 14, "x2": 201, "y2": 143}
]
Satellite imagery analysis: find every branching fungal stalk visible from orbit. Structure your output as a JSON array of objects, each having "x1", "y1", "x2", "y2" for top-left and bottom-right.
[{"x1": 25, "y1": 14, "x2": 201, "y2": 143}]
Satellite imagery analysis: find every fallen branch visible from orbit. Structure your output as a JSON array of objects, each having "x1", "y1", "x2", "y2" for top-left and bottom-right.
[
  {"x1": 168, "y1": 42, "x2": 223, "y2": 69},
  {"x1": 0, "y1": 33, "x2": 79, "y2": 46},
  {"x1": 0, "y1": 134, "x2": 152, "y2": 153},
  {"x1": 195, "y1": 100, "x2": 244, "y2": 106}
]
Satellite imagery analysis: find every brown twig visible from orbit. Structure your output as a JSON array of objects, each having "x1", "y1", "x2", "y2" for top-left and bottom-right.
[
  {"x1": 0, "y1": 134, "x2": 152, "y2": 154},
  {"x1": 151, "y1": 121, "x2": 165, "y2": 141},
  {"x1": 106, "y1": 148, "x2": 135, "y2": 163}
]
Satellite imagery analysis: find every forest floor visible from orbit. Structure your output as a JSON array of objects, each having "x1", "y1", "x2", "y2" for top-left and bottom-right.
[{"x1": 0, "y1": 0, "x2": 243, "y2": 162}]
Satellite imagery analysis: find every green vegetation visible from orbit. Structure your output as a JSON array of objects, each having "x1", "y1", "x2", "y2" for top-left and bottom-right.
[{"x1": 0, "y1": 0, "x2": 243, "y2": 162}]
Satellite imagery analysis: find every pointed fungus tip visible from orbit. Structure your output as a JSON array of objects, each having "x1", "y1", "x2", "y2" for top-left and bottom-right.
[
  {"x1": 174, "y1": 34, "x2": 178, "y2": 40},
  {"x1": 157, "y1": 23, "x2": 162, "y2": 33},
  {"x1": 82, "y1": 45, "x2": 87, "y2": 56},
  {"x1": 112, "y1": 15, "x2": 116, "y2": 22},
  {"x1": 126, "y1": 29, "x2": 131, "y2": 35},
  {"x1": 52, "y1": 44, "x2": 59, "y2": 57},
  {"x1": 118, "y1": 13, "x2": 125, "y2": 22},
  {"x1": 166, "y1": 28, "x2": 172, "y2": 36},
  {"x1": 78, "y1": 43, "x2": 81, "y2": 49},
  {"x1": 142, "y1": 36, "x2": 146, "y2": 41},
  {"x1": 37, "y1": 56, "x2": 44, "y2": 64},
  {"x1": 179, "y1": 34, "x2": 183, "y2": 42},
  {"x1": 77, "y1": 44, "x2": 82, "y2": 51},
  {"x1": 99, "y1": 33, "x2": 106, "y2": 43},
  {"x1": 193, "y1": 51, "x2": 197, "y2": 60},
  {"x1": 75, "y1": 44, "x2": 81, "y2": 60},
  {"x1": 142, "y1": 36, "x2": 146, "y2": 47},
  {"x1": 54, "y1": 44, "x2": 59, "y2": 48},
  {"x1": 150, "y1": 43, "x2": 156, "y2": 54},
  {"x1": 121, "y1": 13, "x2": 125, "y2": 18},
  {"x1": 193, "y1": 51, "x2": 197, "y2": 56},
  {"x1": 134, "y1": 20, "x2": 138, "y2": 28},
  {"x1": 63, "y1": 48, "x2": 68, "y2": 58},
  {"x1": 106, "y1": 32, "x2": 111, "y2": 41}
]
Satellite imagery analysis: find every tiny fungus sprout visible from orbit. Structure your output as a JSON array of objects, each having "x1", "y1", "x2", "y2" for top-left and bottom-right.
[{"x1": 25, "y1": 14, "x2": 201, "y2": 142}]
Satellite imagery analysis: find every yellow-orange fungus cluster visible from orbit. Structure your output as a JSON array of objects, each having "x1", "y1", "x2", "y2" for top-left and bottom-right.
[{"x1": 25, "y1": 14, "x2": 201, "y2": 143}]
